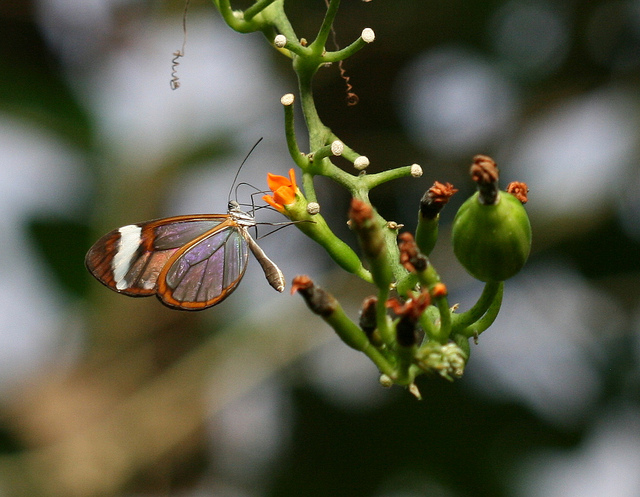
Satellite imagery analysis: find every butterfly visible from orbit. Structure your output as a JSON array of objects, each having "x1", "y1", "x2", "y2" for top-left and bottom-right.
[{"x1": 85, "y1": 200, "x2": 285, "y2": 310}]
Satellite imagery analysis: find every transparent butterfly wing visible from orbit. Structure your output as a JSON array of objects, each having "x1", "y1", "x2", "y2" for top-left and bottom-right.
[{"x1": 157, "y1": 222, "x2": 250, "y2": 309}]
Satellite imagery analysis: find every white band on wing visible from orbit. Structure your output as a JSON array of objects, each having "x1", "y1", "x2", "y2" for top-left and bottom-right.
[{"x1": 114, "y1": 225, "x2": 142, "y2": 290}]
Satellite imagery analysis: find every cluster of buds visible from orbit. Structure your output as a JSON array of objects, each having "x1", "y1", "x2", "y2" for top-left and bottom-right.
[
  {"x1": 415, "y1": 342, "x2": 466, "y2": 381},
  {"x1": 289, "y1": 155, "x2": 530, "y2": 396}
]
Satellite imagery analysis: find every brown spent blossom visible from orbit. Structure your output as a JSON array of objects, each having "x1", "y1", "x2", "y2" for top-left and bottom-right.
[
  {"x1": 359, "y1": 296, "x2": 378, "y2": 341},
  {"x1": 470, "y1": 155, "x2": 499, "y2": 185},
  {"x1": 507, "y1": 181, "x2": 529, "y2": 204},
  {"x1": 430, "y1": 282, "x2": 448, "y2": 298},
  {"x1": 387, "y1": 291, "x2": 431, "y2": 347},
  {"x1": 428, "y1": 181, "x2": 458, "y2": 205},
  {"x1": 349, "y1": 198, "x2": 387, "y2": 263},
  {"x1": 398, "y1": 232, "x2": 427, "y2": 272},
  {"x1": 420, "y1": 181, "x2": 459, "y2": 219},
  {"x1": 348, "y1": 198, "x2": 374, "y2": 226},
  {"x1": 386, "y1": 290, "x2": 431, "y2": 321},
  {"x1": 291, "y1": 275, "x2": 337, "y2": 317}
]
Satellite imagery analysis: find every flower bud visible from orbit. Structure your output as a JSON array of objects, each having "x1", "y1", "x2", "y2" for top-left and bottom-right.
[
  {"x1": 415, "y1": 181, "x2": 457, "y2": 256},
  {"x1": 452, "y1": 191, "x2": 531, "y2": 282}
]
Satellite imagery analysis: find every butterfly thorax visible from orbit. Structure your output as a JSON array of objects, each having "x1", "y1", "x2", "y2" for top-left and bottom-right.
[{"x1": 228, "y1": 200, "x2": 256, "y2": 228}]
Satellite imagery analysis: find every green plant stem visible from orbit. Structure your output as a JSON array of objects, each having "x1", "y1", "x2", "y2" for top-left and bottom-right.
[
  {"x1": 394, "y1": 342, "x2": 416, "y2": 385},
  {"x1": 396, "y1": 272, "x2": 418, "y2": 297},
  {"x1": 415, "y1": 264, "x2": 451, "y2": 343},
  {"x1": 214, "y1": 0, "x2": 254, "y2": 32},
  {"x1": 244, "y1": 0, "x2": 279, "y2": 21},
  {"x1": 419, "y1": 306, "x2": 439, "y2": 341},
  {"x1": 309, "y1": 143, "x2": 340, "y2": 164},
  {"x1": 265, "y1": 4, "x2": 300, "y2": 46},
  {"x1": 323, "y1": 304, "x2": 394, "y2": 377},
  {"x1": 460, "y1": 283, "x2": 503, "y2": 338},
  {"x1": 282, "y1": 101, "x2": 307, "y2": 169},
  {"x1": 376, "y1": 284, "x2": 393, "y2": 347},
  {"x1": 296, "y1": 65, "x2": 329, "y2": 148},
  {"x1": 309, "y1": 0, "x2": 341, "y2": 54},
  {"x1": 284, "y1": 199, "x2": 372, "y2": 282},
  {"x1": 323, "y1": 36, "x2": 369, "y2": 63},
  {"x1": 433, "y1": 296, "x2": 452, "y2": 344},
  {"x1": 451, "y1": 281, "x2": 503, "y2": 331},
  {"x1": 362, "y1": 166, "x2": 419, "y2": 190}
]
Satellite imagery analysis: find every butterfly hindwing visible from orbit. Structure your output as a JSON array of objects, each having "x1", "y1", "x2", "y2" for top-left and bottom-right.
[{"x1": 157, "y1": 221, "x2": 250, "y2": 309}]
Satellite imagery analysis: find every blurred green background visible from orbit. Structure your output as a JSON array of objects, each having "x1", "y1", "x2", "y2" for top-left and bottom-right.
[{"x1": 1, "y1": 0, "x2": 640, "y2": 496}]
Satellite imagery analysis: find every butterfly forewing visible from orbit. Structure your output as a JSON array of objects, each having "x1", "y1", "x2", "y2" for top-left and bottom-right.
[
  {"x1": 85, "y1": 215, "x2": 229, "y2": 298},
  {"x1": 158, "y1": 222, "x2": 249, "y2": 309}
]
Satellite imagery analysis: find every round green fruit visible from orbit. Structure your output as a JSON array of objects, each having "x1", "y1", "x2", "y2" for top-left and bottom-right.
[{"x1": 452, "y1": 192, "x2": 531, "y2": 282}]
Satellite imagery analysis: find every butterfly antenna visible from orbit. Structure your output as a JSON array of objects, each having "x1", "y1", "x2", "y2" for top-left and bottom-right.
[
  {"x1": 234, "y1": 182, "x2": 266, "y2": 203},
  {"x1": 228, "y1": 137, "x2": 264, "y2": 204}
]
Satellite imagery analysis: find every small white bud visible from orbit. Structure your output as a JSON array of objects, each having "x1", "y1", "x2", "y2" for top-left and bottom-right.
[
  {"x1": 331, "y1": 140, "x2": 344, "y2": 156},
  {"x1": 306, "y1": 202, "x2": 320, "y2": 215},
  {"x1": 410, "y1": 163, "x2": 423, "y2": 178},
  {"x1": 354, "y1": 156, "x2": 370, "y2": 170},
  {"x1": 281, "y1": 93, "x2": 295, "y2": 106},
  {"x1": 274, "y1": 34, "x2": 287, "y2": 48},
  {"x1": 361, "y1": 28, "x2": 375, "y2": 43},
  {"x1": 409, "y1": 383, "x2": 422, "y2": 399},
  {"x1": 386, "y1": 221, "x2": 404, "y2": 230},
  {"x1": 379, "y1": 374, "x2": 393, "y2": 388}
]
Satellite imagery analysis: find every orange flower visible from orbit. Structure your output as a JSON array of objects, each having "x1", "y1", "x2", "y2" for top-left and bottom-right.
[{"x1": 263, "y1": 168, "x2": 298, "y2": 212}]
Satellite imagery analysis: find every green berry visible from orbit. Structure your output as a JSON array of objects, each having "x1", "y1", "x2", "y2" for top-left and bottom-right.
[{"x1": 452, "y1": 191, "x2": 531, "y2": 282}]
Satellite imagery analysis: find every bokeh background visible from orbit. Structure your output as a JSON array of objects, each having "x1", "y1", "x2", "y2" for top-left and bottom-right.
[{"x1": 2, "y1": 0, "x2": 640, "y2": 496}]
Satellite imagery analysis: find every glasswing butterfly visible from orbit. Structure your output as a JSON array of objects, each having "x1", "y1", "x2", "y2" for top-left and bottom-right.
[{"x1": 85, "y1": 141, "x2": 285, "y2": 310}]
